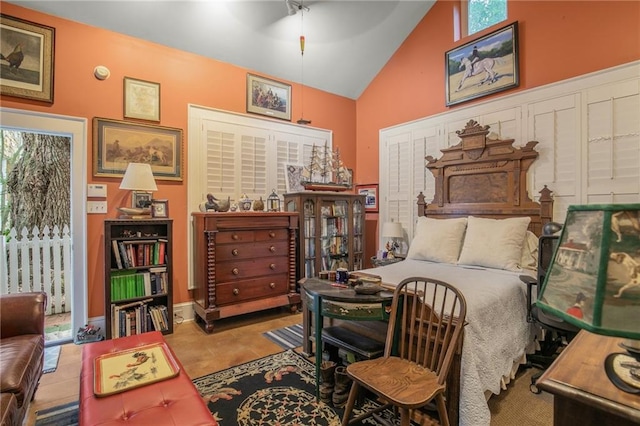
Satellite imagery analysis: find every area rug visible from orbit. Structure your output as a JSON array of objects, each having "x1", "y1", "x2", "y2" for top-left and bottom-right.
[
  {"x1": 35, "y1": 401, "x2": 78, "y2": 426},
  {"x1": 43, "y1": 345, "x2": 61, "y2": 374},
  {"x1": 192, "y1": 349, "x2": 405, "y2": 425},
  {"x1": 262, "y1": 323, "x2": 304, "y2": 350}
]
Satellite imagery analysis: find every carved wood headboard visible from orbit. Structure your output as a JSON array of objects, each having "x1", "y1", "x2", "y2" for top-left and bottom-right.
[{"x1": 417, "y1": 120, "x2": 553, "y2": 236}]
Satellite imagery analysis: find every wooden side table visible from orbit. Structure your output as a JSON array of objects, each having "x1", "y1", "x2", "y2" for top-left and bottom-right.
[{"x1": 536, "y1": 330, "x2": 640, "y2": 426}]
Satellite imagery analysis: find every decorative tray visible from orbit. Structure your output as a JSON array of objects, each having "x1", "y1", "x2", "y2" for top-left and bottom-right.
[{"x1": 94, "y1": 342, "x2": 180, "y2": 397}]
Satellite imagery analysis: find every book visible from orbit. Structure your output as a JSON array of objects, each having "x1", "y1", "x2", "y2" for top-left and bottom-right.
[{"x1": 112, "y1": 240, "x2": 123, "y2": 269}]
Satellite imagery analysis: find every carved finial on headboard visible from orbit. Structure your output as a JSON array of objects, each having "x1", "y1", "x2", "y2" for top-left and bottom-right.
[{"x1": 455, "y1": 120, "x2": 491, "y2": 160}]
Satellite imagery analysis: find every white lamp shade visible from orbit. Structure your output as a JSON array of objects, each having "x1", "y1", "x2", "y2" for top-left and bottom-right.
[
  {"x1": 382, "y1": 222, "x2": 403, "y2": 239},
  {"x1": 119, "y1": 163, "x2": 157, "y2": 191}
]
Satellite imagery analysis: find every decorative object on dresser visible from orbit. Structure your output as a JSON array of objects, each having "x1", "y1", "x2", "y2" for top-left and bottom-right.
[
  {"x1": 151, "y1": 199, "x2": 169, "y2": 218},
  {"x1": 445, "y1": 21, "x2": 519, "y2": 107},
  {"x1": 267, "y1": 189, "x2": 281, "y2": 212},
  {"x1": 104, "y1": 219, "x2": 173, "y2": 339},
  {"x1": 536, "y1": 204, "x2": 640, "y2": 393},
  {"x1": 191, "y1": 212, "x2": 300, "y2": 333},
  {"x1": 284, "y1": 192, "x2": 366, "y2": 280}
]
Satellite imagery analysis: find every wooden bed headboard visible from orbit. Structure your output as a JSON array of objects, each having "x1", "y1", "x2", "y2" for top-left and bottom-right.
[{"x1": 417, "y1": 120, "x2": 553, "y2": 236}]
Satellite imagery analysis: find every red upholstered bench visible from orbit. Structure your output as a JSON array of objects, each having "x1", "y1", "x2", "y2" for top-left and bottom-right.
[{"x1": 80, "y1": 331, "x2": 216, "y2": 426}]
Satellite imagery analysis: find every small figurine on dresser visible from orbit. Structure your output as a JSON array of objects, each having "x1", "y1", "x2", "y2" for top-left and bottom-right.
[{"x1": 253, "y1": 197, "x2": 265, "y2": 211}]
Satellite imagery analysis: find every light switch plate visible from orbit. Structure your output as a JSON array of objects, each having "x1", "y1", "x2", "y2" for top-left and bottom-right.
[{"x1": 87, "y1": 201, "x2": 107, "y2": 214}]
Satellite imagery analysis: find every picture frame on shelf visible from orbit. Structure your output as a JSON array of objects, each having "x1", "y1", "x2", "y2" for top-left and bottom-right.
[
  {"x1": 247, "y1": 73, "x2": 291, "y2": 121},
  {"x1": 151, "y1": 199, "x2": 169, "y2": 218},
  {"x1": 0, "y1": 14, "x2": 55, "y2": 103},
  {"x1": 124, "y1": 77, "x2": 161, "y2": 122},
  {"x1": 356, "y1": 184, "x2": 379, "y2": 212},
  {"x1": 132, "y1": 192, "x2": 153, "y2": 209},
  {"x1": 445, "y1": 21, "x2": 519, "y2": 107},
  {"x1": 93, "y1": 117, "x2": 183, "y2": 181},
  {"x1": 284, "y1": 163, "x2": 305, "y2": 193}
]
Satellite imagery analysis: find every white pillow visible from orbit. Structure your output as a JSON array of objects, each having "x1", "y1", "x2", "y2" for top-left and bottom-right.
[
  {"x1": 520, "y1": 231, "x2": 539, "y2": 271},
  {"x1": 406, "y1": 217, "x2": 468, "y2": 264},
  {"x1": 458, "y1": 216, "x2": 531, "y2": 271}
]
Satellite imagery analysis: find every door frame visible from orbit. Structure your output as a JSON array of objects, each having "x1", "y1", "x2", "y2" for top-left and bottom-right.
[{"x1": 0, "y1": 107, "x2": 88, "y2": 336}]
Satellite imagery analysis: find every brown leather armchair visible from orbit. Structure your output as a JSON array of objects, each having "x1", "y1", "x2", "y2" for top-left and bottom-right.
[{"x1": 0, "y1": 292, "x2": 47, "y2": 426}]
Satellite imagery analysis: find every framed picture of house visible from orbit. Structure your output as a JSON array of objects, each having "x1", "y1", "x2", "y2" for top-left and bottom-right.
[
  {"x1": 356, "y1": 184, "x2": 379, "y2": 213},
  {"x1": 93, "y1": 117, "x2": 183, "y2": 181},
  {"x1": 445, "y1": 22, "x2": 519, "y2": 107},
  {"x1": 247, "y1": 73, "x2": 291, "y2": 121},
  {"x1": 0, "y1": 14, "x2": 55, "y2": 103},
  {"x1": 124, "y1": 77, "x2": 161, "y2": 122}
]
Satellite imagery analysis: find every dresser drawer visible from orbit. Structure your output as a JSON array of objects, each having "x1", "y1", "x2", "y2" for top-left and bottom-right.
[
  {"x1": 255, "y1": 228, "x2": 288, "y2": 241},
  {"x1": 216, "y1": 240, "x2": 289, "y2": 261},
  {"x1": 217, "y1": 230, "x2": 255, "y2": 244},
  {"x1": 216, "y1": 256, "x2": 290, "y2": 281},
  {"x1": 216, "y1": 275, "x2": 289, "y2": 305}
]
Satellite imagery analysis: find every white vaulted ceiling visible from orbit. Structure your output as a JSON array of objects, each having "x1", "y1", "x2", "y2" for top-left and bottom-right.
[{"x1": 8, "y1": 1, "x2": 435, "y2": 99}]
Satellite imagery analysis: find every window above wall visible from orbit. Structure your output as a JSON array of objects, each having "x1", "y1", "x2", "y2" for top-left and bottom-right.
[{"x1": 463, "y1": 0, "x2": 507, "y2": 37}]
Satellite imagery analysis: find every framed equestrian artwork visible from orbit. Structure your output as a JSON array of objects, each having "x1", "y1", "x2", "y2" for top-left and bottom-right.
[
  {"x1": 93, "y1": 117, "x2": 183, "y2": 181},
  {"x1": 0, "y1": 14, "x2": 55, "y2": 103},
  {"x1": 445, "y1": 22, "x2": 519, "y2": 107},
  {"x1": 246, "y1": 73, "x2": 292, "y2": 121}
]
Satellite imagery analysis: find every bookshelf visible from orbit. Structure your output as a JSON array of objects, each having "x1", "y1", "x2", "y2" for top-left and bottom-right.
[
  {"x1": 104, "y1": 219, "x2": 173, "y2": 339},
  {"x1": 284, "y1": 192, "x2": 366, "y2": 280}
]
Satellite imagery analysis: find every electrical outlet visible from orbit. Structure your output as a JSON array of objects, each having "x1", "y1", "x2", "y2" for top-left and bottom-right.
[{"x1": 87, "y1": 200, "x2": 107, "y2": 214}]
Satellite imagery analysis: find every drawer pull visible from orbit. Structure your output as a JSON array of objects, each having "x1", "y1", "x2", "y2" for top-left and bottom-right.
[
  {"x1": 269, "y1": 263, "x2": 276, "y2": 270},
  {"x1": 232, "y1": 268, "x2": 239, "y2": 275},
  {"x1": 232, "y1": 233, "x2": 239, "y2": 240},
  {"x1": 233, "y1": 288, "x2": 240, "y2": 296},
  {"x1": 269, "y1": 282, "x2": 276, "y2": 289},
  {"x1": 269, "y1": 246, "x2": 276, "y2": 253},
  {"x1": 269, "y1": 231, "x2": 276, "y2": 238},
  {"x1": 232, "y1": 248, "x2": 239, "y2": 256}
]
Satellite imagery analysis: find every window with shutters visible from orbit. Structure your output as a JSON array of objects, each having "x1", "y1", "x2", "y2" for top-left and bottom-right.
[{"x1": 463, "y1": 0, "x2": 507, "y2": 37}]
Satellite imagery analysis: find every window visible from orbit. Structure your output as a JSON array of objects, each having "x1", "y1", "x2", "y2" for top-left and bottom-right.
[{"x1": 466, "y1": 0, "x2": 507, "y2": 36}]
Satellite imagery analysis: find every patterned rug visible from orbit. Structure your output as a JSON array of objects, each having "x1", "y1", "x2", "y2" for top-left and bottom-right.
[
  {"x1": 262, "y1": 323, "x2": 304, "y2": 350},
  {"x1": 35, "y1": 401, "x2": 78, "y2": 426},
  {"x1": 192, "y1": 349, "x2": 406, "y2": 426}
]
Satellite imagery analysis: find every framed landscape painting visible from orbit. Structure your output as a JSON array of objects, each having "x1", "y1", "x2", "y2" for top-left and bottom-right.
[
  {"x1": 445, "y1": 22, "x2": 519, "y2": 107},
  {"x1": 0, "y1": 14, "x2": 55, "y2": 103},
  {"x1": 93, "y1": 117, "x2": 183, "y2": 181},
  {"x1": 247, "y1": 74, "x2": 291, "y2": 121}
]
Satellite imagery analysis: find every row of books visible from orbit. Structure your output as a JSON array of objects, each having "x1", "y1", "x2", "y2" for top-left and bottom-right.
[
  {"x1": 111, "y1": 239, "x2": 167, "y2": 269},
  {"x1": 111, "y1": 301, "x2": 170, "y2": 338},
  {"x1": 321, "y1": 235, "x2": 348, "y2": 256},
  {"x1": 321, "y1": 217, "x2": 348, "y2": 237},
  {"x1": 110, "y1": 267, "x2": 167, "y2": 301}
]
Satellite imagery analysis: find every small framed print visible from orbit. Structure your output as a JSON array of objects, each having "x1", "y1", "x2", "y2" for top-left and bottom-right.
[
  {"x1": 356, "y1": 184, "x2": 379, "y2": 212},
  {"x1": 124, "y1": 77, "x2": 161, "y2": 122},
  {"x1": 132, "y1": 192, "x2": 152, "y2": 209},
  {"x1": 151, "y1": 199, "x2": 169, "y2": 218}
]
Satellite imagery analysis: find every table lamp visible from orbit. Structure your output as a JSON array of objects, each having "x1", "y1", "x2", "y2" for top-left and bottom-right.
[
  {"x1": 382, "y1": 221, "x2": 403, "y2": 258},
  {"x1": 537, "y1": 203, "x2": 640, "y2": 393},
  {"x1": 118, "y1": 163, "x2": 157, "y2": 217}
]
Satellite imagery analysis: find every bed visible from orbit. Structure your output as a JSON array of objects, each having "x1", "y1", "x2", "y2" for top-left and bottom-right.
[{"x1": 357, "y1": 120, "x2": 554, "y2": 426}]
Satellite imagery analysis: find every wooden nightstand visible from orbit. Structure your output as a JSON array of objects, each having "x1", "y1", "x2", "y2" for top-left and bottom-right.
[
  {"x1": 537, "y1": 330, "x2": 640, "y2": 426},
  {"x1": 370, "y1": 255, "x2": 405, "y2": 267}
]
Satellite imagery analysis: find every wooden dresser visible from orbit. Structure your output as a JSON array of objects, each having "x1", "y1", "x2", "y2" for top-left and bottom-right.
[{"x1": 191, "y1": 212, "x2": 300, "y2": 332}]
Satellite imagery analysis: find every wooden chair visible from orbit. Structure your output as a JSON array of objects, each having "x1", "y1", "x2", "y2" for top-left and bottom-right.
[{"x1": 341, "y1": 277, "x2": 467, "y2": 426}]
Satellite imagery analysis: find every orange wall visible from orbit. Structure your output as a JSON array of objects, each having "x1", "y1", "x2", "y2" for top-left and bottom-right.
[
  {"x1": 0, "y1": 2, "x2": 356, "y2": 318},
  {"x1": 356, "y1": 0, "x2": 640, "y2": 184}
]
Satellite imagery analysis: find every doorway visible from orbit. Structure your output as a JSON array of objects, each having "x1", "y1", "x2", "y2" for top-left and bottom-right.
[{"x1": 0, "y1": 108, "x2": 87, "y2": 344}]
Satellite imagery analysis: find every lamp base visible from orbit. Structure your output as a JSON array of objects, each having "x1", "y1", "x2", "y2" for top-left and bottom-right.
[{"x1": 604, "y1": 352, "x2": 640, "y2": 393}]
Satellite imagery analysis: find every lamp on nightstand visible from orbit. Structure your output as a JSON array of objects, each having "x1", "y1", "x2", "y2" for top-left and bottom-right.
[
  {"x1": 536, "y1": 204, "x2": 640, "y2": 393},
  {"x1": 382, "y1": 221, "x2": 403, "y2": 258}
]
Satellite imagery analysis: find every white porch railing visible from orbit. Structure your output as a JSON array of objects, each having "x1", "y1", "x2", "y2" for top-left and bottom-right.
[{"x1": 0, "y1": 225, "x2": 71, "y2": 315}]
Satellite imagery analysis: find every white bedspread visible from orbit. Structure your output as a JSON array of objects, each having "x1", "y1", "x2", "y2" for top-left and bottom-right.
[{"x1": 359, "y1": 259, "x2": 536, "y2": 426}]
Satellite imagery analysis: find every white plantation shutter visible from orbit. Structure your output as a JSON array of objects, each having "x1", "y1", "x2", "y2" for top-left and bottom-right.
[
  {"x1": 585, "y1": 80, "x2": 640, "y2": 204},
  {"x1": 205, "y1": 128, "x2": 235, "y2": 194},
  {"x1": 240, "y1": 132, "x2": 268, "y2": 200}
]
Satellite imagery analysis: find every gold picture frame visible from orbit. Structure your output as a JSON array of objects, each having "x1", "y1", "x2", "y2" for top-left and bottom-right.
[
  {"x1": 0, "y1": 14, "x2": 55, "y2": 103},
  {"x1": 124, "y1": 77, "x2": 161, "y2": 122},
  {"x1": 93, "y1": 117, "x2": 183, "y2": 181},
  {"x1": 247, "y1": 73, "x2": 291, "y2": 121}
]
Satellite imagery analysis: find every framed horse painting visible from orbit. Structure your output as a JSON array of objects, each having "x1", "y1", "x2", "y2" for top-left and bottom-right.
[{"x1": 445, "y1": 22, "x2": 519, "y2": 107}]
